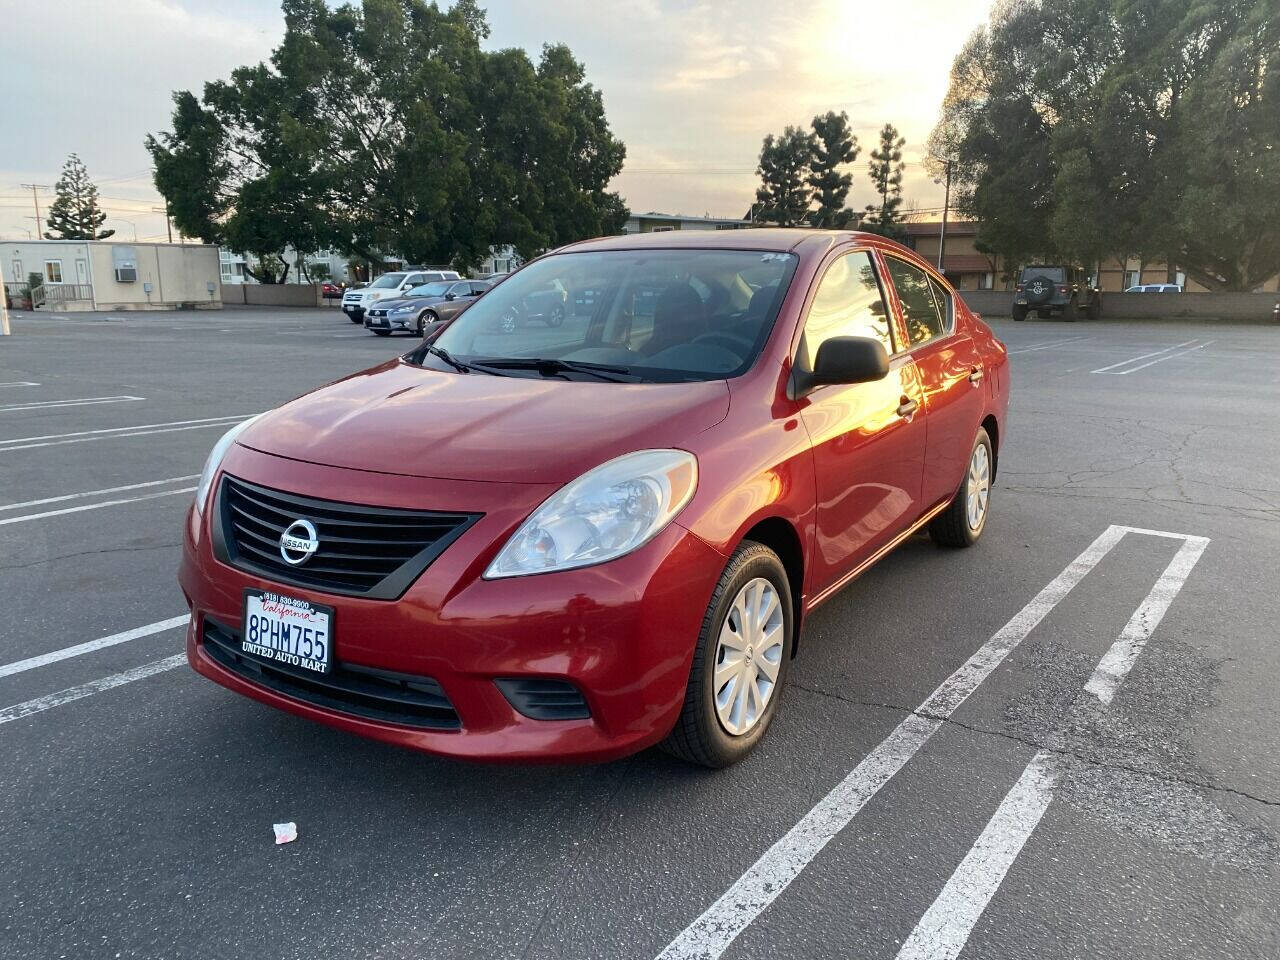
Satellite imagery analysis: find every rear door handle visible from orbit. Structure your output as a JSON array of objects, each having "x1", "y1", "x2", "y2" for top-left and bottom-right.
[
  {"x1": 968, "y1": 367, "x2": 984, "y2": 386},
  {"x1": 897, "y1": 396, "x2": 919, "y2": 419}
]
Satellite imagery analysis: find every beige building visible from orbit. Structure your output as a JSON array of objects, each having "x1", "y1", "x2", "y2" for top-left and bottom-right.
[
  {"x1": 906, "y1": 220, "x2": 1280, "y2": 293},
  {"x1": 2, "y1": 239, "x2": 222, "y2": 311}
]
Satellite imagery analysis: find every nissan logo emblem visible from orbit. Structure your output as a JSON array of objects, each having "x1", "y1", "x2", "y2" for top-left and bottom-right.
[{"x1": 279, "y1": 519, "x2": 319, "y2": 566}]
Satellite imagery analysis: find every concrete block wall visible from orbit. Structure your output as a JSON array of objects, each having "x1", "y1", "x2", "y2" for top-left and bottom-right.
[{"x1": 959, "y1": 290, "x2": 1279, "y2": 321}]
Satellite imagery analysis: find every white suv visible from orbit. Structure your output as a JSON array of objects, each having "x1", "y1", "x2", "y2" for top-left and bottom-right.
[{"x1": 341, "y1": 270, "x2": 460, "y2": 323}]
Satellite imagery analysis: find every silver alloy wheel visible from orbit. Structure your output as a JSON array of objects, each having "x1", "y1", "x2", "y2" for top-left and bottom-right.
[
  {"x1": 966, "y1": 442, "x2": 991, "y2": 531},
  {"x1": 713, "y1": 577, "x2": 785, "y2": 736}
]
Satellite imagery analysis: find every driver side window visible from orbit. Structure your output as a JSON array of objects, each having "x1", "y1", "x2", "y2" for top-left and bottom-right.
[{"x1": 797, "y1": 251, "x2": 893, "y2": 370}]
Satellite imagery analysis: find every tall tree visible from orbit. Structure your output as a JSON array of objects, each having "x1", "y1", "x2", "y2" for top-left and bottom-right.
[
  {"x1": 807, "y1": 111, "x2": 859, "y2": 228},
  {"x1": 754, "y1": 126, "x2": 815, "y2": 226},
  {"x1": 862, "y1": 124, "x2": 907, "y2": 240},
  {"x1": 933, "y1": 0, "x2": 1280, "y2": 290},
  {"x1": 43, "y1": 154, "x2": 114, "y2": 240},
  {"x1": 148, "y1": 0, "x2": 627, "y2": 274}
]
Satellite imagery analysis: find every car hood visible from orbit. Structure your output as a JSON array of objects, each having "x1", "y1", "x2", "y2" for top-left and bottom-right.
[
  {"x1": 236, "y1": 360, "x2": 731, "y2": 483},
  {"x1": 373, "y1": 295, "x2": 444, "y2": 311}
]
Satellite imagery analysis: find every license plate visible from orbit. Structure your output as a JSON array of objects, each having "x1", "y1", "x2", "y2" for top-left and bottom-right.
[{"x1": 242, "y1": 589, "x2": 333, "y2": 675}]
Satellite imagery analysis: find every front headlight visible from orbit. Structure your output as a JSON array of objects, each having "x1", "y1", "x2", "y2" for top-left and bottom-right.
[
  {"x1": 194, "y1": 415, "x2": 261, "y2": 515},
  {"x1": 484, "y1": 449, "x2": 698, "y2": 578},
  {"x1": 393, "y1": 304, "x2": 415, "y2": 314}
]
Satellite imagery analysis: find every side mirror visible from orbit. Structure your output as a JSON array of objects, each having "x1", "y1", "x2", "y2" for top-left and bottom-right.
[
  {"x1": 794, "y1": 336, "x2": 890, "y2": 397},
  {"x1": 445, "y1": 292, "x2": 457, "y2": 301}
]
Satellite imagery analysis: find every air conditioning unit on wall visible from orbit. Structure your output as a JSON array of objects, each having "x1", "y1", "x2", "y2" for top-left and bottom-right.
[
  {"x1": 115, "y1": 267, "x2": 137, "y2": 282},
  {"x1": 112, "y1": 245, "x2": 139, "y2": 283}
]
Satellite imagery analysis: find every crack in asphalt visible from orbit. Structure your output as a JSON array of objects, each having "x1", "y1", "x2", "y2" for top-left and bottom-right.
[
  {"x1": 0, "y1": 541, "x2": 183, "y2": 572},
  {"x1": 789, "y1": 680, "x2": 1280, "y2": 810}
]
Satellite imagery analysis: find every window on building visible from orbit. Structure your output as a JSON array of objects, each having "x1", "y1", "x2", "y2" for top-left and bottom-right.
[
  {"x1": 885, "y1": 257, "x2": 946, "y2": 347},
  {"x1": 220, "y1": 263, "x2": 234, "y2": 280},
  {"x1": 44, "y1": 260, "x2": 63, "y2": 284},
  {"x1": 979, "y1": 273, "x2": 994, "y2": 290},
  {"x1": 1124, "y1": 270, "x2": 1140, "y2": 290},
  {"x1": 797, "y1": 251, "x2": 894, "y2": 369}
]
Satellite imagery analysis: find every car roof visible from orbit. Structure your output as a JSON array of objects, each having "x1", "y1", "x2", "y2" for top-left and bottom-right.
[{"x1": 556, "y1": 227, "x2": 884, "y2": 255}]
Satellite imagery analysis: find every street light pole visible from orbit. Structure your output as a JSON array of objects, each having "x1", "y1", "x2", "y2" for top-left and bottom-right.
[{"x1": 937, "y1": 159, "x2": 952, "y2": 272}]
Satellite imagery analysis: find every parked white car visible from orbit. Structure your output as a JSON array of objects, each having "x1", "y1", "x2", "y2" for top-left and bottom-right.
[
  {"x1": 1124, "y1": 283, "x2": 1183, "y2": 293},
  {"x1": 341, "y1": 270, "x2": 460, "y2": 323}
]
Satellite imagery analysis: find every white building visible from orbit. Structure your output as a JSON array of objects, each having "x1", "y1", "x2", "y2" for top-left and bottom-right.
[
  {"x1": 623, "y1": 212, "x2": 750, "y2": 234},
  {"x1": 4, "y1": 239, "x2": 222, "y2": 310}
]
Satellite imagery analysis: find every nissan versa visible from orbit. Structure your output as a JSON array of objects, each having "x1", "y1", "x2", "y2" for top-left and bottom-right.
[{"x1": 180, "y1": 230, "x2": 1009, "y2": 767}]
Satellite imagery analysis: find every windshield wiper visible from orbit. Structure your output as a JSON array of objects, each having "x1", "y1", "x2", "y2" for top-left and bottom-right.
[
  {"x1": 469, "y1": 357, "x2": 635, "y2": 382},
  {"x1": 425, "y1": 344, "x2": 479, "y2": 374}
]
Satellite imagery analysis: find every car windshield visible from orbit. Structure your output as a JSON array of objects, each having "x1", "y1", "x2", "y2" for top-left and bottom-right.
[
  {"x1": 1021, "y1": 266, "x2": 1066, "y2": 282},
  {"x1": 406, "y1": 281, "x2": 452, "y2": 297},
  {"x1": 370, "y1": 272, "x2": 407, "y2": 289},
  {"x1": 424, "y1": 248, "x2": 799, "y2": 382}
]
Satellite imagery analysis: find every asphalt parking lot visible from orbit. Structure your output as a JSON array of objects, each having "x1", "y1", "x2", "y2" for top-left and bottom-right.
[{"x1": 1, "y1": 306, "x2": 1277, "y2": 960}]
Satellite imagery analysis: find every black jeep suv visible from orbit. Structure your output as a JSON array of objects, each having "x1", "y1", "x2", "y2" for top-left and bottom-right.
[{"x1": 1013, "y1": 265, "x2": 1101, "y2": 321}]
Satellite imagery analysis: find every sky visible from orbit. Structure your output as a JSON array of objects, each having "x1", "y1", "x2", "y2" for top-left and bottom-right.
[{"x1": 0, "y1": 0, "x2": 993, "y2": 245}]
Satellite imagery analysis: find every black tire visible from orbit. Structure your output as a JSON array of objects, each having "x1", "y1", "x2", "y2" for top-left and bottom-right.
[
  {"x1": 372, "y1": 329, "x2": 391, "y2": 337},
  {"x1": 500, "y1": 308, "x2": 518, "y2": 334},
  {"x1": 349, "y1": 314, "x2": 363, "y2": 324},
  {"x1": 1087, "y1": 296, "x2": 1101, "y2": 320},
  {"x1": 929, "y1": 426, "x2": 993, "y2": 548},
  {"x1": 1023, "y1": 275, "x2": 1055, "y2": 306},
  {"x1": 1012, "y1": 305, "x2": 1028, "y2": 322},
  {"x1": 1062, "y1": 298, "x2": 1078, "y2": 321},
  {"x1": 661, "y1": 541, "x2": 795, "y2": 768},
  {"x1": 546, "y1": 304, "x2": 565, "y2": 327}
]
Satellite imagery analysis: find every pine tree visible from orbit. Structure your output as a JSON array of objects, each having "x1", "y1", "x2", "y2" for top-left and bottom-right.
[
  {"x1": 754, "y1": 127, "x2": 815, "y2": 227},
  {"x1": 43, "y1": 154, "x2": 114, "y2": 240},
  {"x1": 863, "y1": 124, "x2": 907, "y2": 240},
  {"x1": 807, "y1": 112, "x2": 859, "y2": 228}
]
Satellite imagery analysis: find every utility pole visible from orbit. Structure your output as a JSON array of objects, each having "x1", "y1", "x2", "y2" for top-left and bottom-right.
[
  {"x1": 20, "y1": 184, "x2": 50, "y2": 238},
  {"x1": 936, "y1": 159, "x2": 952, "y2": 272},
  {"x1": 153, "y1": 204, "x2": 173, "y2": 243}
]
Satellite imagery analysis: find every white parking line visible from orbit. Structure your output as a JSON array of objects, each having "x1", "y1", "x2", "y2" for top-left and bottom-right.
[
  {"x1": 0, "y1": 654, "x2": 187, "y2": 726},
  {"x1": 0, "y1": 414, "x2": 251, "y2": 453},
  {"x1": 1098, "y1": 339, "x2": 1215, "y2": 375},
  {"x1": 656, "y1": 525, "x2": 1132, "y2": 960},
  {"x1": 0, "y1": 616, "x2": 189, "y2": 679},
  {"x1": 0, "y1": 381, "x2": 40, "y2": 388},
  {"x1": 0, "y1": 395, "x2": 144, "y2": 414},
  {"x1": 0, "y1": 486, "x2": 196, "y2": 526},
  {"x1": 0, "y1": 475, "x2": 199, "y2": 512},
  {"x1": 1090, "y1": 340, "x2": 1198, "y2": 374},
  {"x1": 895, "y1": 532, "x2": 1208, "y2": 960},
  {"x1": 1006, "y1": 337, "x2": 1091, "y2": 355}
]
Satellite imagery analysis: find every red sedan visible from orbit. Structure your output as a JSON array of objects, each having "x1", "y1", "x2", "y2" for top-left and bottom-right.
[{"x1": 179, "y1": 230, "x2": 1009, "y2": 767}]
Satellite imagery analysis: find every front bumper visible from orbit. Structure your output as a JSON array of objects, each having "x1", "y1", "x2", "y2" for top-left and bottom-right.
[
  {"x1": 179, "y1": 445, "x2": 724, "y2": 763},
  {"x1": 342, "y1": 302, "x2": 366, "y2": 319},
  {"x1": 365, "y1": 312, "x2": 416, "y2": 331}
]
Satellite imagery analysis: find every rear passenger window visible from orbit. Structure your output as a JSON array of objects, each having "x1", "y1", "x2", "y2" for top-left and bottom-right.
[
  {"x1": 886, "y1": 258, "x2": 946, "y2": 347},
  {"x1": 927, "y1": 275, "x2": 953, "y2": 334},
  {"x1": 798, "y1": 251, "x2": 893, "y2": 369}
]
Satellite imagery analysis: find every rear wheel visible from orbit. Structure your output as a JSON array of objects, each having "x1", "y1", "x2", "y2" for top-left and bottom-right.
[
  {"x1": 929, "y1": 427, "x2": 993, "y2": 548},
  {"x1": 1062, "y1": 298, "x2": 1078, "y2": 321},
  {"x1": 1087, "y1": 296, "x2": 1101, "y2": 320},
  {"x1": 546, "y1": 304, "x2": 565, "y2": 327},
  {"x1": 661, "y1": 541, "x2": 794, "y2": 768},
  {"x1": 1012, "y1": 305, "x2": 1028, "y2": 322}
]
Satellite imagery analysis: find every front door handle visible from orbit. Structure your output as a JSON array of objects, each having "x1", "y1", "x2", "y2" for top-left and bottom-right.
[
  {"x1": 897, "y1": 396, "x2": 919, "y2": 419},
  {"x1": 968, "y1": 367, "x2": 984, "y2": 386}
]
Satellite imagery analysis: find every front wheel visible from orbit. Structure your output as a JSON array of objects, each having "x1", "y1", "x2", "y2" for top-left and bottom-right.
[
  {"x1": 546, "y1": 304, "x2": 565, "y2": 327},
  {"x1": 372, "y1": 329, "x2": 391, "y2": 337},
  {"x1": 349, "y1": 314, "x2": 363, "y2": 324},
  {"x1": 929, "y1": 426, "x2": 993, "y2": 548},
  {"x1": 661, "y1": 541, "x2": 794, "y2": 768},
  {"x1": 1087, "y1": 297, "x2": 1101, "y2": 320}
]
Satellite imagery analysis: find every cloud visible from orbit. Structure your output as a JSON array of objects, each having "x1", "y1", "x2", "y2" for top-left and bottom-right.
[{"x1": 0, "y1": 0, "x2": 990, "y2": 241}]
